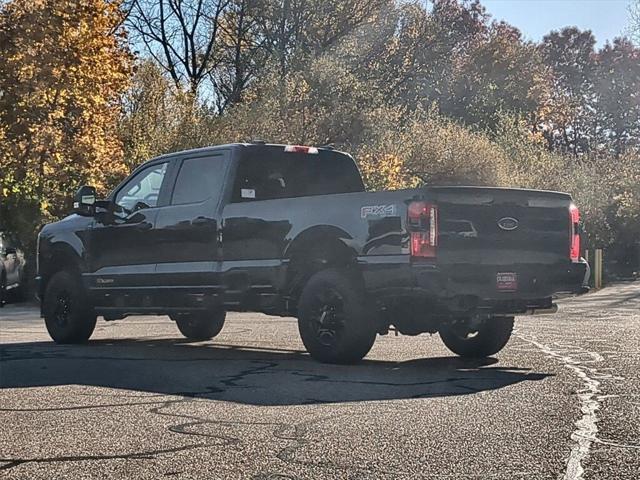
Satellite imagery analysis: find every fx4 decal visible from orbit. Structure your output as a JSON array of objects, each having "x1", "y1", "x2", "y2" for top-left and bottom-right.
[{"x1": 361, "y1": 204, "x2": 397, "y2": 218}]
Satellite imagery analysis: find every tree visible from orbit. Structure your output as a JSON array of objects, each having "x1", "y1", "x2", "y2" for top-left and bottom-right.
[
  {"x1": 541, "y1": 27, "x2": 597, "y2": 155},
  {"x1": 594, "y1": 38, "x2": 640, "y2": 156},
  {"x1": 340, "y1": 1, "x2": 548, "y2": 132},
  {"x1": 125, "y1": 0, "x2": 387, "y2": 108},
  {"x1": 254, "y1": 0, "x2": 389, "y2": 78},
  {"x1": 629, "y1": 0, "x2": 640, "y2": 44},
  {"x1": 354, "y1": 0, "x2": 489, "y2": 113},
  {"x1": 126, "y1": 0, "x2": 231, "y2": 96},
  {"x1": 0, "y1": 0, "x2": 132, "y2": 245},
  {"x1": 119, "y1": 59, "x2": 221, "y2": 168},
  {"x1": 211, "y1": 0, "x2": 268, "y2": 112},
  {"x1": 219, "y1": 54, "x2": 384, "y2": 146},
  {"x1": 447, "y1": 22, "x2": 551, "y2": 131}
]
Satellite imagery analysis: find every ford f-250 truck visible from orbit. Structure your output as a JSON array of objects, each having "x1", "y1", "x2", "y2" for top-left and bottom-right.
[{"x1": 36, "y1": 143, "x2": 590, "y2": 363}]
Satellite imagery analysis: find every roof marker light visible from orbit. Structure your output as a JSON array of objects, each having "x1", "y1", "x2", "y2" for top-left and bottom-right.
[{"x1": 284, "y1": 145, "x2": 319, "y2": 154}]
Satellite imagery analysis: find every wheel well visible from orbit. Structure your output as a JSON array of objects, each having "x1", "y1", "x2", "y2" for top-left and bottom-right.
[
  {"x1": 41, "y1": 247, "x2": 82, "y2": 294},
  {"x1": 285, "y1": 236, "x2": 360, "y2": 304}
]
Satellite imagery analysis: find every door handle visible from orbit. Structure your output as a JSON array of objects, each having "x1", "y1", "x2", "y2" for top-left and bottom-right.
[
  {"x1": 135, "y1": 222, "x2": 152, "y2": 231},
  {"x1": 192, "y1": 216, "x2": 212, "y2": 226}
]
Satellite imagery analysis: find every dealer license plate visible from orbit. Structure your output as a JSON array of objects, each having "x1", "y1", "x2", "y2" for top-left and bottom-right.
[{"x1": 496, "y1": 272, "x2": 518, "y2": 292}]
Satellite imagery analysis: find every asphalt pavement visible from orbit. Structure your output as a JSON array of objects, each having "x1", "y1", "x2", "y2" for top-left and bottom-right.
[{"x1": 0, "y1": 282, "x2": 638, "y2": 479}]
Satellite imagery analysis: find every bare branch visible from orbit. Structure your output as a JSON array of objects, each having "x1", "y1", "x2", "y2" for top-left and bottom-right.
[{"x1": 126, "y1": 0, "x2": 231, "y2": 95}]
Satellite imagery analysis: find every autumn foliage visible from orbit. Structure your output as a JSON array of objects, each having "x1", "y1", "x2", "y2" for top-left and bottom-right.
[
  {"x1": 0, "y1": 0, "x2": 131, "y2": 239},
  {"x1": 0, "y1": 0, "x2": 638, "y2": 271}
]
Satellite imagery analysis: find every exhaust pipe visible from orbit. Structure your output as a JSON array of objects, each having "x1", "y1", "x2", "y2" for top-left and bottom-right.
[{"x1": 523, "y1": 303, "x2": 558, "y2": 315}]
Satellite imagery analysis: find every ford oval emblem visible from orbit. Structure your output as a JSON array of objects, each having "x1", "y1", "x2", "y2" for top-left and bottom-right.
[{"x1": 498, "y1": 217, "x2": 519, "y2": 231}]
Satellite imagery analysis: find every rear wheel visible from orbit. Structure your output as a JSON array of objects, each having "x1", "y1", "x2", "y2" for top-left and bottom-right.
[
  {"x1": 43, "y1": 271, "x2": 97, "y2": 344},
  {"x1": 439, "y1": 316, "x2": 514, "y2": 358},
  {"x1": 173, "y1": 309, "x2": 226, "y2": 340},
  {"x1": 297, "y1": 269, "x2": 377, "y2": 364}
]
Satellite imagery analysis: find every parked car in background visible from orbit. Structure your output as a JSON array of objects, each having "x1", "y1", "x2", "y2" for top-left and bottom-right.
[{"x1": 0, "y1": 231, "x2": 27, "y2": 306}]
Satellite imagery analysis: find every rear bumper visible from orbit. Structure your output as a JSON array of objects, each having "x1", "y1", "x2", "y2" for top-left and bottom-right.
[
  {"x1": 412, "y1": 258, "x2": 589, "y2": 300},
  {"x1": 363, "y1": 256, "x2": 590, "y2": 317}
]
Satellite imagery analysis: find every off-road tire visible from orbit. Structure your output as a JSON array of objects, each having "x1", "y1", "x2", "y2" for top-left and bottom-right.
[
  {"x1": 439, "y1": 316, "x2": 515, "y2": 358},
  {"x1": 297, "y1": 268, "x2": 377, "y2": 364},
  {"x1": 174, "y1": 310, "x2": 226, "y2": 340},
  {"x1": 43, "y1": 271, "x2": 97, "y2": 344}
]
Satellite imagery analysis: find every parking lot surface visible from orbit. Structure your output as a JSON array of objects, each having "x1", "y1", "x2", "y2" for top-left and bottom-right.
[{"x1": 1, "y1": 282, "x2": 639, "y2": 479}]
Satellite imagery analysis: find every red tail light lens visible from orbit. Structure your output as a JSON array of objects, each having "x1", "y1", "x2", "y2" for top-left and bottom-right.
[
  {"x1": 569, "y1": 203, "x2": 580, "y2": 262},
  {"x1": 408, "y1": 201, "x2": 438, "y2": 259}
]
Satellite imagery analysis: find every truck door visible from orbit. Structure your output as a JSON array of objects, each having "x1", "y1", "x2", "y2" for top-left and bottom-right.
[
  {"x1": 153, "y1": 151, "x2": 230, "y2": 308},
  {"x1": 88, "y1": 160, "x2": 171, "y2": 298}
]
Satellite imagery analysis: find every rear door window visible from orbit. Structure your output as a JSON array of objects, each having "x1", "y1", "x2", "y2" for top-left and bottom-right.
[
  {"x1": 232, "y1": 148, "x2": 364, "y2": 202},
  {"x1": 171, "y1": 155, "x2": 226, "y2": 205}
]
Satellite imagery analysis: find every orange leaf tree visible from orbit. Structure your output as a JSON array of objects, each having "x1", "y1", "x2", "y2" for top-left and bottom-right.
[{"x1": 0, "y1": 0, "x2": 132, "y2": 248}]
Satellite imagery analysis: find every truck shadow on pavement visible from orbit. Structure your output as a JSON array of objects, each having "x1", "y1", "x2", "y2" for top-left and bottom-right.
[{"x1": 0, "y1": 338, "x2": 552, "y2": 406}]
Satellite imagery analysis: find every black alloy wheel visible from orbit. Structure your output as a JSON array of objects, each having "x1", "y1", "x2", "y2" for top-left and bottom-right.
[
  {"x1": 298, "y1": 268, "x2": 377, "y2": 364},
  {"x1": 43, "y1": 271, "x2": 97, "y2": 344}
]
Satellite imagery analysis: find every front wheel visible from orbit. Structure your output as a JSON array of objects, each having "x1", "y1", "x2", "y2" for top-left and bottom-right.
[
  {"x1": 173, "y1": 309, "x2": 226, "y2": 340},
  {"x1": 439, "y1": 316, "x2": 514, "y2": 358},
  {"x1": 297, "y1": 269, "x2": 377, "y2": 364},
  {"x1": 43, "y1": 271, "x2": 97, "y2": 344}
]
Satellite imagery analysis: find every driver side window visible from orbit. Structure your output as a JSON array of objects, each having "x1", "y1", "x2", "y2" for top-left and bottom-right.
[{"x1": 115, "y1": 162, "x2": 168, "y2": 211}]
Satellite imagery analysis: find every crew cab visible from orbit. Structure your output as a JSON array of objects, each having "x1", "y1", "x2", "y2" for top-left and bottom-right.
[{"x1": 37, "y1": 143, "x2": 590, "y2": 363}]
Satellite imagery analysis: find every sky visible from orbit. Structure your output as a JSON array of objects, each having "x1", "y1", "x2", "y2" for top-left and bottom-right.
[{"x1": 481, "y1": 0, "x2": 633, "y2": 47}]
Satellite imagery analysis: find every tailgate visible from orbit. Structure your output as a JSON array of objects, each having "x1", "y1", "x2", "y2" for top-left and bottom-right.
[{"x1": 431, "y1": 186, "x2": 573, "y2": 267}]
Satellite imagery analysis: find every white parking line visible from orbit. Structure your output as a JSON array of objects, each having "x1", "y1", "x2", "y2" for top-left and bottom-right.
[{"x1": 516, "y1": 335, "x2": 609, "y2": 480}]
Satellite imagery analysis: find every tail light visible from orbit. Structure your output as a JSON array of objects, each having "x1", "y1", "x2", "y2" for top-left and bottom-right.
[
  {"x1": 569, "y1": 203, "x2": 580, "y2": 262},
  {"x1": 408, "y1": 201, "x2": 438, "y2": 259}
]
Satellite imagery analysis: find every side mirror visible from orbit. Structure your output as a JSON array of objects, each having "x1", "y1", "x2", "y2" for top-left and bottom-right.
[{"x1": 73, "y1": 185, "x2": 97, "y2": 215}]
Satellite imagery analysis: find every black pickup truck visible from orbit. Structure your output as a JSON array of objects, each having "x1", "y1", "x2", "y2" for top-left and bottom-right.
[{"x1": 37, "y1": 143, "x2": 589, "y2": 363}]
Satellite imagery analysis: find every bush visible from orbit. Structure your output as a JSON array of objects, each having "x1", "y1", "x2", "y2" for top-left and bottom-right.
[{"x1": 357, "y1": 108, "x2": 511, "y2": 189}]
